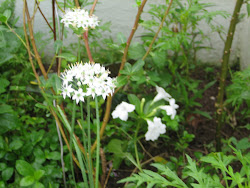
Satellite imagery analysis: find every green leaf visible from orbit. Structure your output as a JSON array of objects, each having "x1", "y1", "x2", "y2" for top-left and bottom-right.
[
  {"x1": 34, "y1": 182, "x2": 45, "y2": 188},
  {"x1": 9, "y1": 139, "x2": 23, "y2": 150},
  {"x1": 131, "y1": 60, "x2": 145, "y2": 73},
  {"x1": 0, "y1": 113, "x2": 19, "y2": 134},
  {"x1": 16, "y1": 160, "x2": 35, "y2": 176},
  {"x1": 0, "y1": 163, "x2": 7, "y2": 171},
  {"x1": 117, "y1": 32, "x2": 126, "y2": 44},
  {"x1": 0, "y1": 15, "x2": 7, "y2": 23},
  {"x1": 116, "y1": 76, "x2": 128, "y2": 87},
  {"x1": 0, "y1": 78, "x2": 10, "y2": 94},
  {"x1": 0, "y1": 136, "x2": 4, "y2": 149},
  {"x1": 20, "y1": 176, "x2": 35, "y2": 186},
  {"x1": 128, "y1": 94, "x2": 141, "y2": 114},
  {"x1": 107, "y1": 139, "x2": 124, "y2": 155},
  {"x1": 0, "y1": 181, "x2": 5, "y2": 188},
  {"x1": 57, "y1": 53, "x2": 77, "y2": 62},
  {"x1": 151, "y1": 50, "x2": 167, "y2": 68},
  {"x1": 128, "y1": 43, "x2": 146, "y2": 60},
  {"x1": 54, "y1": 40, "x2": 63, "y2": 54},
  {"x1": 3, "y1": 10, "x2": 11, "y2": 22},
  {"x1": 2, "y1": 167, "x2": 13, "y2": 181},
  {"x1": 47, "y1": 151, "x2": 60, "y2": 160},
  {"x1": 0, "y1": 104, "x2": 13, "y2": 114},
  {"x1": 34, "y1": 170, "x2": 45, "y2": 181}
]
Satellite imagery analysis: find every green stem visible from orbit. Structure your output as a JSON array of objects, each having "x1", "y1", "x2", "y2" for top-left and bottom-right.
[
  {"x1": 95, "y1": 97, "x2": 100, "y2": 188},
  {"x1": 78, "y1": 37, "x2": 81, "y2": 62},
  {"x1": 87, "y1": 97, "x2": 94, "y2": 188},
  {"x1": 6, "y1": 22, "x2": 35, "y2": 57},
  {"x1": 70, "y1": 101, "x2": 77, "y2": 187},
  {"x1": 134, "y1": 122, "x2": 142, "y2": 172}
]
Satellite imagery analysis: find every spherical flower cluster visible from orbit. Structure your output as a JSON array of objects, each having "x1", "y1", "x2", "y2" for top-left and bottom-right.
[
  {"x1": 61, "y1": 62, "x2": 116, "y2": 104},
  {"x1": 61, "y1": 8, "x2": 99, "y2": 30}
]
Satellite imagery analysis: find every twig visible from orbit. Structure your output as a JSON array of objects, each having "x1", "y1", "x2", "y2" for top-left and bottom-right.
[
  {"x1": 142, "y1": 0, "x2": 173, "y2": 60},
  {"x1": 104, "y1": 163, "x2": 113, "y2": 188},
  {"x1": 118, "y1": 0, "x2": 148, "y2": 75},
  {"x1": 91, "y1": 0, "x2": 148, "y2": 153},
  {"x1": 35, "y1": 0, "x2": 54, "y2": 33},
  {"x1": 24, "y1": 0, "x2": 48, "y2": 80}
]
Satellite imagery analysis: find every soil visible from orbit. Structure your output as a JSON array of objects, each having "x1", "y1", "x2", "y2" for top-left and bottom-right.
[{"x1": 105, "y1": 65, "x2": 250, "y2": 188}]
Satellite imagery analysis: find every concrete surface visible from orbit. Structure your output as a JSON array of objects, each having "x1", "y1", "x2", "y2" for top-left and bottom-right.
[{"x1": 2, "y1": 0, "x2": 249, "y2": 68}]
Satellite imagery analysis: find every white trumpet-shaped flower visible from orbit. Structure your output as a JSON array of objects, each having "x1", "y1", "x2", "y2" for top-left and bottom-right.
[
  {"x1": 159, "y1": 98, "x2": 179, "y2": 120},
  {"x1": 153, "y1": 86, "x2": 171, "y2": 103},
  {"x1": 145, "y1": 117, "x2": 166, "y2": 141},
  {"x1": 112, "y1": 102, "x2": 135, "y2": 121},
  {"x1": 60, "y1": 62, "x2": 116, "y2": 103}
]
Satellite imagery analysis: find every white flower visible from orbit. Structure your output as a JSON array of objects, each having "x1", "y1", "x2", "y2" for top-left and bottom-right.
[
  {"x1": 72, "y1": 88, "x2": 85, "y2": 104},
  {"x1": 61, "y1": 8, "x2": 99, "y2": 31},
  {"x1": 153, "y1": 86, "x2": 172, "y2": 103},
  {"x1": 145, "y1": 117, "x2": 166, "y2": 141},
  {"x1": 61, "y1": 84, "x2": 74, "y2": 99},
  {"x1": 60, "y1": 62, "x2": 116, "y2": 103},
  {"x1": 159, "y1": 98, "x2": 179, "y2": 119},
  {"x1": 112, "y1": 102, "x2": 135, "y2": 121}
]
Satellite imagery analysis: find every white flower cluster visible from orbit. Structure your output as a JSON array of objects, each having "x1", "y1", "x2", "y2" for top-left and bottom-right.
[
  {"x1": 111, "y1": 86, "x2": 179, "y2": 141},
  {"x1": 61, "y1": 8, "x2": 99, "y2": 30},
  {"x1": 61, "y1": 62, "x2": 116, "y2": 104}
]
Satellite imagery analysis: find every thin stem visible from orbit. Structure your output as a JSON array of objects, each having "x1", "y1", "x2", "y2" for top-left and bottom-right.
[
  {"x1": 5, "y1": 23, "x2": 35, "y2": 57},
  {"x1": 89, "y1": 0, "x2": 98, "y2": 16},
  {"x1": 87, "y1": 97, "x2": 94, "y2": 188},
  {"x1": 83, "y1": 32, "x2": 94, "y2": 62},
  {"x1": 35, "y1": 0, "x2": 54, "y2": 33},
  {"x1": 53, "y1": 100, "x2": 67, "y2": 188},
  {"x1": 24, "y1": 0, "x2": 48, "y2": 80},
  {"x1": 142, "y1": 0, "x2": 173, "y2": 61},
  {"x1": 95, "y1": 97, "x2": 100, "y2": 188},
  {"x1": 78, "y1": 37, "x2": 81, "y2": 62},
  {"x1": 118, "y1": 0, "x2": 148, "y2": 75},
  {"x1": 70, "y1": 101, "x2": 77, "y2": 186},
  {"x1": 91, "y1": 0, "x2": 148, "y2": 153},
  {"x1": 134, "y1": 122, "x2": 142, "y2": 172}
]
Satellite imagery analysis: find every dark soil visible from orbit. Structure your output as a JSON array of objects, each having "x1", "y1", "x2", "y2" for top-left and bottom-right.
[{"x1": 105, "y1": 65, "x2": 250, "y2": 188}]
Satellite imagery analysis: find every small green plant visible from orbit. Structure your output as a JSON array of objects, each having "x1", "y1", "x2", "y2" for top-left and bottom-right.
[{"x1": 119, "y1": 140, "x2": 250, "y2": 188}]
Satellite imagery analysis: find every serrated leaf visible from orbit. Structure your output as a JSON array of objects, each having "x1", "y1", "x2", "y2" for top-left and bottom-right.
[{"x1": 16, "y1": 160, "x2": 35, "y2": 176}]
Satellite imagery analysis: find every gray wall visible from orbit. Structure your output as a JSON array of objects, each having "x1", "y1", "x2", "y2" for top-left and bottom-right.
[{"x1": 8, "y1": 0, "x2": 250, "y2": 68}]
